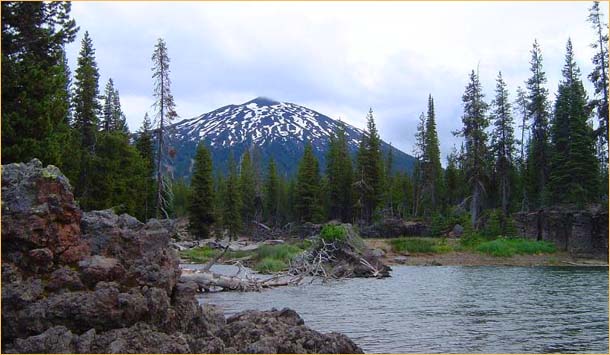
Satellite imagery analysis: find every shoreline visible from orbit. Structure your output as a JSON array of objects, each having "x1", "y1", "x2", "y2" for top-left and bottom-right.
[{"x1": 364, "y1": 239, "x2": 609, "y2": 267}]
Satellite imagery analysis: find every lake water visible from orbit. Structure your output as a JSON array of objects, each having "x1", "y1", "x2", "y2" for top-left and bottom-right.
[{"x1": 197, "y1": 266, "x2": 608, "y2": 353}]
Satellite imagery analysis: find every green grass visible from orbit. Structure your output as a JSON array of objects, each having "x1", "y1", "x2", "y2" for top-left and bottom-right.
[
  {"x1": 475, "y1": 238, "x2": 556, "y2": 257},
  {"x1": 180, "y1": 246, "x2": 218, "y2": 263},
  {"x1": 390, "y1": 237, "x2": 453, "y2": 254},
  {"x1": 180, "y1": 243, "x2": 304, "y2": 273},
  {"x1": 320, "y1": 224, "x2": 347, "y2": 242},
  {"x1": 256, "y1": 257, "x2": 288, "y2": 273}
]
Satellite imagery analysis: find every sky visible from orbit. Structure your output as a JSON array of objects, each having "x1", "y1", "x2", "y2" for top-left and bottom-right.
[{"x1": 65, "y1": 1, "x2": 609, "y2": 164}]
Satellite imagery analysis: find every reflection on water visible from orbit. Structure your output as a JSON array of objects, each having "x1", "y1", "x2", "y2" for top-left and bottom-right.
[{"x1": 198, "y1": 266, "x2": 608, "y2": 353}]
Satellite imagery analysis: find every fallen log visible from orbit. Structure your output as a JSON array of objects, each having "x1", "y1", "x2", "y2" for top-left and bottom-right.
[{"x1": 181, "y1": 269, "x2": 302, "y2": 292}]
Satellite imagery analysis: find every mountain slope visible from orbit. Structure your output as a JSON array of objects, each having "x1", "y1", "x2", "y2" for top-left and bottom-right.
[{"x1": 168, "y1": 97, "x2": 416, "y2": 179}]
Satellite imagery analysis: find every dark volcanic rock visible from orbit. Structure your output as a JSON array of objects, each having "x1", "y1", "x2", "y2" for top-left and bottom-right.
[
  {"x1": 513, "y1": 206, "x2": 608, "y2": 258},
  {"x1": 2, "y1": 159, "x2": 362, "y2": 353},
  {"x1": 360, "y1": 218, "x2": 428, "y2": 238},
  {"x1": 220, "y1": 308, "x2": 363, "y2": 354}
]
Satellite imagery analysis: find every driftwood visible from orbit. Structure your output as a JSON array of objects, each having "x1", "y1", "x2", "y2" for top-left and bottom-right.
[{"x1": 181, "y1": 262, "x2": 304, "y2": 293}]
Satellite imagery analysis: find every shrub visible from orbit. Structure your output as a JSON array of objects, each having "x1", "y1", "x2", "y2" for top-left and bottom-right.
[
  {"x1": 255, "y1": 257, "x2": 287, "y2": 273},
  {"x1": 256, "y1": 244, "x2": 303, "y2": 261},
  {"x1": 458, "y1": 232, "x2": 486, "y2": 249},
  {"x1": 320, "y1": 224, "x2": 347, "y2": 242},
  {"x1": 390, "y1": 238, "x2": 437, "y2": 253},
  {"x1": 179, "y1": 246, "x2": 217, "y2": 263},
  {"x1": 475, "y1": 238, "x2": 556, "y2": 257}
]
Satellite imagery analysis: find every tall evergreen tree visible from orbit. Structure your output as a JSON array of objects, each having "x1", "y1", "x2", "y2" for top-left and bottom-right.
[
  {"x1": 111, "y1": 88, "x2": 129, "y2": 134},
  {"x1": 355, "y1": 108, "x2": 383, "y2": 223},
  {"x1": 188, "y1": 144, "x2": 215, "y2": 239},
  {"x1": 151, "y1": 38, "x2": 178, "y2": 218},
  {"x1": 1, "y1": 1, "x2": 78, "y2": 165},
  {"x1": 239, "y1": 150, "x2": 257, "y2": 225},
  {"x1": 102, "y1": 78, "x2": 115, "y2": 132},
  {"x1": 549, "y1": 39, "x2": 599, "y2": 205},
  {"x1": 295, "y1": 144, "x2": 321, "y2": 222},
  {"x1": 525, "y1": 40, "x2": 551, "y2": 207},
  {"x1": 490, "y1": 72, "x2": 515, "y2": 215},
  {"x1": 514, "y1": 86, "x2": 530, "y2": 211},
  {"x1": 384, "y1": 145, "x2": 395, "y2": 217},
  {"x1": 587, "y1": 1, "x2": 609, "y2": 171},
  {"x1": 265, "y1": 158, "x2": 280, "y2": 225},
  {"x1": 326, "y1": 122, "x2": 354, "y2": 222},
  {"x1": 421, "y1": 95, "x2": 443, "y2": 215},
  {"x1": 412, "y1": 112, "x2": 427, "y2": 216},
  {"x1": 223, "y1": 153, "x2": 242, "y2": 239},
  {"x1": 457, "y1": 70, "x2": 489, "y2": 228},
  {"x1": 72, "y1": 31, "x2": 100, "y2": 201},
  {"x1": 73, "y1": 31, "x2": 100, "y2": 153},
  {"x1": 135, "y1": 113, "x2": 155, "y2": 220}
]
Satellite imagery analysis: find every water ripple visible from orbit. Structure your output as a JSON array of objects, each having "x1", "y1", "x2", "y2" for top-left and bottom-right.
[{"x1": 199, "y1": 266, "x2": 608, "y2": 353}]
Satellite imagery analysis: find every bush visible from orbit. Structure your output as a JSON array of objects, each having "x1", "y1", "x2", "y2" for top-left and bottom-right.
[
  {"x1": 475, "y1": 238, "x2": 556, "y2": 257},
  {"x1": 255, "y1": 258, "x2": 287, "y2": 273},
  {"x1": 320, "y1": 224, "x2": 347, "y2": 242},
  {"x1": 180, "y1": 246, "x2": 217, "y2": 263},
  {"x1": 256, "y1": 244, "x2": 303, "y2": 261},
  {"x1": 390, "y1": 238, "x2": 436, "y2": 253},
  {"x1": 458, "y1": 232, "x2": 487, "y2": 249},
  {"x1": 481, "y1": 209, "x2": 518, "y2": 238}
]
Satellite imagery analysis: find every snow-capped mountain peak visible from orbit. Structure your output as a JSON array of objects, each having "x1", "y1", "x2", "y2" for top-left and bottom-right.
[{"x1": 168, "y1": 97, "x2": 415, "y2": 178}]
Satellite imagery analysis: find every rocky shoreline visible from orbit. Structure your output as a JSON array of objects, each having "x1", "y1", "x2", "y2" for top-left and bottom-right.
[{"x1": 1, "y1": 159, "x2": 363, "y2": 354}]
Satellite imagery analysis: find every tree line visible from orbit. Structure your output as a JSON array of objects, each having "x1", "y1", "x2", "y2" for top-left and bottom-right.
[
  {"x1": 2, "y1": 2, "x2": 176, "y2": 222},
  {"x1": 2, "y1": 2, "x2": 608, "y2": 239}
]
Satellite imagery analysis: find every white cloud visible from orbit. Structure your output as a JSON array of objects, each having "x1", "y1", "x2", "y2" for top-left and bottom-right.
[{"x1": 66, "y1": 1, "x2": 608, "y2": 162}]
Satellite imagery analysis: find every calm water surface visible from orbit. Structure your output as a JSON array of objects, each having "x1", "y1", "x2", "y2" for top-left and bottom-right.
[{"x1": 197, "y1": 266, "x2": 608, "y2": 353}]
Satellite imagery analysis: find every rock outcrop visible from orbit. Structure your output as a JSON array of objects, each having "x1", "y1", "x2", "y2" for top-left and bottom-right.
[
  {"x1": 513, "y1": 206, "x2": 608, "y2": 258},
  {"x1": 359, "y1": 218, "x2": 428, "y2": 238},
  {"x1": 2, "y1": 159, "x2": 363, "y2": 354}
]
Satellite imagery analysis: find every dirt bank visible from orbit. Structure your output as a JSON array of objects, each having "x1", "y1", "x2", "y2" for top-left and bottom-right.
[{"x1": 364, "y1": 239, "x2": 608, "y2": 267}]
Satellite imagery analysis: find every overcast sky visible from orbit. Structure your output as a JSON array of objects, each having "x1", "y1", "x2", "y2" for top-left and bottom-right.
[{"x1": 65, "y1": 1, "x2": 608, "y2": 163}]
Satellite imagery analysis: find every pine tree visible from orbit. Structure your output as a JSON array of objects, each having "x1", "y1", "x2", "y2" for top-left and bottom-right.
[
  {"x1": 295, "y1": 143, "x2": 321, "y2": 222},
  {"x1": 588, "y1": 1, "x2": 609, "y2": 171},
  {"x1": 223, "y1": 153, "x2": 242, "y2": 239},
  {"x1": 1, "y1": 1, "x2": 77, "y2": 165},
  {"x1": 490, "y1": 72, "x2": 515, "y2": 215},
  {"x1": 355, "y1": 108, "x2": 383, "y2": 223},
  {"x1": 135, "y1": 113, "x2": 155, "y2": 220},
  {"x1": 265, "y1": 158, "x2": 280, "y2": 225},
  {"x1": 72, "y1": 31, "x2": 100, "y2": 201},
  {"x1": 514, "y1": 86, "x2": 530, "y2": 211},
  {"x1": 525, "y1": 40, "x2": 551, "y2": 208},
  {"x1": 239, "y1": 150, "x2": 257, "y2": 226},
  {"x1": 111, "y1": 88, "x2": 129, "y2": 134},
  {"x1": 549, "y1": 39, "x2": 599, "y2": 205},
  {"x1": 151, "y1": 38, "x2": 178, "y2": 218},
  {"x1": 326, "y1": 122, "x2": 354, "y2": 222},
  {"x1": 411, "y1": 112, "x2": 427, "y2": 216},
  {"x1": 73, "y1": 31, "x2": 100, "y2": 152},
  {"x1": 188, "y1": 144, "x2": 215, "y2": 239},
  {"x1": 421, "y1": 95, "x2": 444, "y2": 215},
  {"x1": 80, "y1": 132, "x2": 149, "y2": 218},
  {"x1": 102, "y1": 79, "x2": 115, "y2": 132},
  {"x1": 384, "y1": 145, "x2": 395, "y2": 217},
  {"x1": 457, "y1": 70, "x2": 489, "y2": 228}
]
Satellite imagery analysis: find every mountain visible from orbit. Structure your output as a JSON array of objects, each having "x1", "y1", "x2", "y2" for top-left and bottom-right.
[{"x1": 167, "y1": 97, "x2": 416, "y2": 179}]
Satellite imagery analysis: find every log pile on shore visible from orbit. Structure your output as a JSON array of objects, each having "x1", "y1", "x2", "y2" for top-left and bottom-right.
[{"x1": 1, "y1": 159, "x2": 363, "y2": 354}]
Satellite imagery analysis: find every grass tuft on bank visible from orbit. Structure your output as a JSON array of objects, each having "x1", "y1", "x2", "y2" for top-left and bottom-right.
[
  {"x1": 390, "y1": 237, "x2": 452, "y2": 254},
  {"x1": 180, "y1": 243, "x2": 304, "y2": 273},
  {"x1": 475, "y1": 237, "x2": 556, "y2": 257}
]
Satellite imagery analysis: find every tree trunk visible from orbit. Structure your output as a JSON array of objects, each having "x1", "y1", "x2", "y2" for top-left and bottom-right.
[{"x1": 471, "y1": 183, "x2": 480, "y2": 228}]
